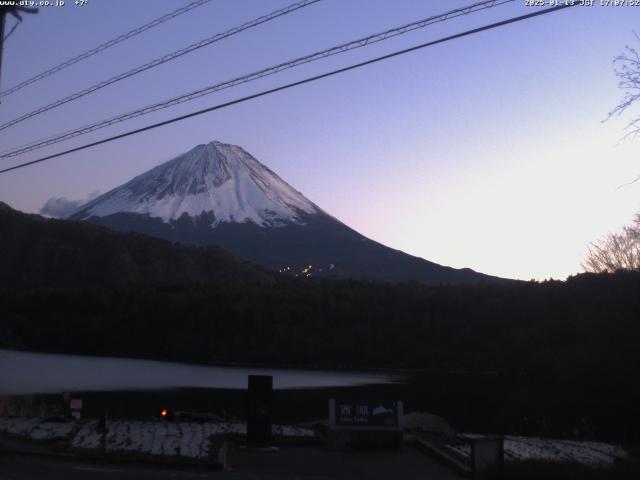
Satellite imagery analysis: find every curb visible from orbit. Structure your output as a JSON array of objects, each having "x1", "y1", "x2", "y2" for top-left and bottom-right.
[{"x1": 415, "y1": 437, "x2": 471, "y2": 477}]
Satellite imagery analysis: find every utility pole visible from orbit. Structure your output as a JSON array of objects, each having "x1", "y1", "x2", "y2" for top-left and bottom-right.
[
  {"x1": 0, "y1": 8, "x2": 6, "y2": 85},
  {"x1": 0, "y1": 6, "x2": 38, "y2": 91}
]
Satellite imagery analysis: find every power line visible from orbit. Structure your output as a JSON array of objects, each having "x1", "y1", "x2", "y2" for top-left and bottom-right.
[
  {"x1": 0, "y1": 0, "x2": 321, "y2": 132},
  {"x1": 2, "y1": 18, "x2": 19, "y2": 42},
  {"x1": 0, "y1": 0, "x2": 214, "y2": 100},
  {"x1": 0, "y1": 0, "x2": 513, "y2": 157},
  {"x1": 0, "y1": 3, "x2": 576, "y2": 176}
]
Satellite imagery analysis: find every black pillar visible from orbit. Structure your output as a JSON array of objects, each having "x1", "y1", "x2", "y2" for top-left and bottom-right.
[{"x1": 246, "y1": 374, "x2": 273, "y2": 446}]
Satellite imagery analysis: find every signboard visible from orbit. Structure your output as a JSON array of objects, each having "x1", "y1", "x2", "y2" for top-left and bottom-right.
[
  {"x1": 328, "y1": 399, "x2": 404, "y2": 449},
  {"x1": 334, "y1": 401, "x2": 399, "y2": 427},
  {"x1": 70, "y1": 399, "x2": 83, "y2": 410}
]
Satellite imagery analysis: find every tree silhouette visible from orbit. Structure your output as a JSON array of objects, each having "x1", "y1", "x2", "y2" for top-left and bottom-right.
[
  {"x1": 584, "y1": 214, "x2": 640, "y2": 272},
  {"x1": 607, "y1": 34, "x2": 640, "y2": 140}
]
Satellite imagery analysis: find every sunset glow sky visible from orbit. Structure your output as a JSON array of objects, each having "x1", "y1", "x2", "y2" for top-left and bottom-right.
[{"x1": 0, "y1": 0, "x2": 638, "y2": 281}]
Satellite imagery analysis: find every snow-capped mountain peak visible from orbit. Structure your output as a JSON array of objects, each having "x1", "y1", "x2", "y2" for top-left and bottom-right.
[
  {"x1": 72, "y1": 141, "x2": 318, "y2": 227},
  {"x1": 67, "y1": 140, "x2": 503, "y2": 284}
]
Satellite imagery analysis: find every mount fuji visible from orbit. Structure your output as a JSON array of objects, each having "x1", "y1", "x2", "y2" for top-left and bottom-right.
[{"x1": 70, "y1": 141, "x2": 501, "y2": 284}]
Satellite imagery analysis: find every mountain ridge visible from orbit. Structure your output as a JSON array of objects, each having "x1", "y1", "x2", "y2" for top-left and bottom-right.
[{"x1": 69, "y1": 140, "x2": 506, "y2": 285}]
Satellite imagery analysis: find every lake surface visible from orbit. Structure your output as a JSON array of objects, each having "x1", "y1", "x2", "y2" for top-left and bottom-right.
[{"x1": 0, "y1": 349, "x2": 402, "y2": 395}]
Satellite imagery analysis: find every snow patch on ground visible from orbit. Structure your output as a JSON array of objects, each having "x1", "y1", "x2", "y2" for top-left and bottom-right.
[
  {"x1": 71, "y1": 420, "x2": 101, "y2": 449},
  {"x1": 0, "y1": 417, "x2": 75, "y2": 441},
  {"x1": 0, "y1": 417, "x2": 47, "y2": 437},
  {"x1": 445, "y1": 434, "x2": 628, "y2": 467},
  {"x1": 0, "y1": 417, "x2": 315, "y2": 459},
  {"x1": 29, "y1": 420, "x2": 76, "y2": 441}
]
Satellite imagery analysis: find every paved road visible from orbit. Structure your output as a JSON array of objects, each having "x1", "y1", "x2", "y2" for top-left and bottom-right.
[
  {"x1": 0, "y1": 454, "x2": 212, "y2": 480},
  {"x1": 1, "y1": 446, "x2": 464, "y2": 480}
]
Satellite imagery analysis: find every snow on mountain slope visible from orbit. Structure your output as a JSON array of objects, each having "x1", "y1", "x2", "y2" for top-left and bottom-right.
[
  {"x1": 73, "y1": 141, "x2": 318, "y2": 227},
  {"x1": 66, "y1": 139, "x2": 505, "y2": 284}
]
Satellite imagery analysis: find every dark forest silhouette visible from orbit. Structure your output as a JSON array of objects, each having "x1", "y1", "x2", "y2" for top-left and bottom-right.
[{"x1": 1, "y1": 202, "x2": 639, "y2": 441}]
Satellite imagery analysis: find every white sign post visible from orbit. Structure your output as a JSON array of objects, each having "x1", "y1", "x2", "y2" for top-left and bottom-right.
[{"x1": 70, "y1": 398, "x2": 82, "y2": 420}]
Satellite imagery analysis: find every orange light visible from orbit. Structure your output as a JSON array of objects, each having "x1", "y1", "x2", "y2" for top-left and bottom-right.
[{"x1": 161, "y1": 409, "x2": 167, "y2": 417}]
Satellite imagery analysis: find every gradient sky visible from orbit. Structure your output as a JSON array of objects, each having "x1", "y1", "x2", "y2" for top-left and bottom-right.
[{"x1": 0, "y1": 0, "x2": 638, "y2": 281}]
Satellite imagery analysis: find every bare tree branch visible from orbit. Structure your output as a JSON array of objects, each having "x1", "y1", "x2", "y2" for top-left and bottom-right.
[
  {"x1": 583, "y1": 214, "x2": 640, "y2": 273},
  {"x1": 604, "y1": 33, "x2": 640, "y2": 139}
]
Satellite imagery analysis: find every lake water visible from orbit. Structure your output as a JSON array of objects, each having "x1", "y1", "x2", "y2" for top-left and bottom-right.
[{"x1": 0, "y1": 349, "x2": 402, "y2": 395}]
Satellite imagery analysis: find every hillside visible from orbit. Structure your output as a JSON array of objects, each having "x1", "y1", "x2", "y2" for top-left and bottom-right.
[{"x1": 0, "y1": 201, "x2": 272, "y2": 289}]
